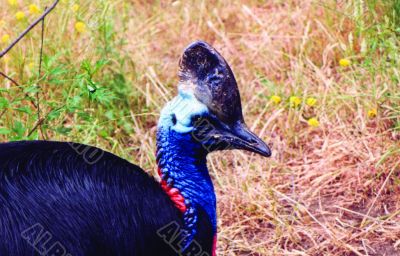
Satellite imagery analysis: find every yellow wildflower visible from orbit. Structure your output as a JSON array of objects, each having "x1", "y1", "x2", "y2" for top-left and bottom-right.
[
  {"x1": 307, "y1": 118, "x2": 320, "y2": 128},
  {"x1": 339, "y1": 58, "x2": 351, "y2": 67},
  {"x1": 270, "y1": 95, "x2": 282, "y2": 104},
  {"x1": 306, "y1": 97, "x2": 317, "y2": 107},
  {"x1": 1, "y1": 34, "x2": 10, "y2": 44},
  {"x1": 367, "y1": 108, "x2": 377, "y2": 119},
  {"x1": 289, "y1": 96, "x2": 301, "y2": 108},
  {"x1": 15, "y1": 11, "x2": 26, "y2": 21},
  {"x1": 29, "y1": 4, "x2": 40, "y2": 14},
  {"x1": 8, "y1": 0, "x2": 17, "y2": 6},
  {"x1": 28, "y1": 62, "x2": 35, "y2": 69},
  {"x1": 72, "y1": 4, "x2": 80, "y2": 13},
  {"x1": 75, "y1": 21, "x2": 86, "y2": 33}
]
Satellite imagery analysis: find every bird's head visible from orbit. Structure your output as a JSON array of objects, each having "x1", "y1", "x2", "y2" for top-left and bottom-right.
[{"x1": 158, "y1": 41, "x2": 271, "y2": 157}]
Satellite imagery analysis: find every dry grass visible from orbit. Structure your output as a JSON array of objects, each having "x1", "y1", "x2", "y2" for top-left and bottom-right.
[{"x1": 1, "y1": 0, "x2": 400, "y2": 255}]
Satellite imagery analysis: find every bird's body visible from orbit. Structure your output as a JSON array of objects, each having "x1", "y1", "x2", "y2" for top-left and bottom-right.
[
  {"x1": 0, "y1": 41, "x2": 271, "y2": 256},
  {"x1": 0, "y1": 141, "x2": 214, "y2": 256}
]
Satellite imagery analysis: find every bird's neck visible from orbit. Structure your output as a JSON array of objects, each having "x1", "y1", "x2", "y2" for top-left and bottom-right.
[{"x1": 156, "y1": 128, "x2": 217, "y2": 244}]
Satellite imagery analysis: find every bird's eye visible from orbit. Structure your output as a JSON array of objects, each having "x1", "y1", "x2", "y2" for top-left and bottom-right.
[
  {"x1": 171, "y1": 114, "x2": 177, "y2": 125},
  {"x1": 191, "y1": 114, "x2": 202, "y2": 125}
]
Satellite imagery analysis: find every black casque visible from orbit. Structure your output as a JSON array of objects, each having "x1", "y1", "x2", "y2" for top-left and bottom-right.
[{"x1": 179, "y1": 41, "x2": 243, "y2": 124}]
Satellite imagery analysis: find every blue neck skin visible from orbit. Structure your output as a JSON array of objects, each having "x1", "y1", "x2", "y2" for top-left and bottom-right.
[{"x1": 156, "y1": 89, "x2": 217, "y2": 245}]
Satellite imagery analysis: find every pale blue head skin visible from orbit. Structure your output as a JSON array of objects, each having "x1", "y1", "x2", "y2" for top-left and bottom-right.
[{"x1": 158, "y1": 86, "x2": 209, "y2": 134}]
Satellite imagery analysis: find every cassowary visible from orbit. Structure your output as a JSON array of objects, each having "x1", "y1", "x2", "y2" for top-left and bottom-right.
[{"x1": 0, "y1": 41, "x2": 271, "y2": 256}]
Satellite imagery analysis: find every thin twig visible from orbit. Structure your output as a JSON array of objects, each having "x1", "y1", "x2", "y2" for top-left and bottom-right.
[
  {"x1": 0, "y1": 0, "x2": 60, "y2": 58},
  {"x1": 36, "y1": 6, "x2": 48, "y2": 136},
  {"x1": 0, "y1": 109, "x2": 7, "y2": 120},
  {"x1": 0, "y1": 71, "x2": 20, "y2": 87},
  {"x1": 27, "y1": 105, "x2": 65, "y2": 137},
  {"x1": 0, "y1": 71, "x2": 37, "y2": 108},
  {"x1": 27, "y1": 118, "x2": 45, "y2": 137}
]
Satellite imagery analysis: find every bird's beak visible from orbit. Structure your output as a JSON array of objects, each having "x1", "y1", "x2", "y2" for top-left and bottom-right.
[
  {"x1": 197, "y1": 118, "x2": 271, "y2": 157},
  {"x1": 226, "y1": 121, "x2": 271, "y2": 157}
]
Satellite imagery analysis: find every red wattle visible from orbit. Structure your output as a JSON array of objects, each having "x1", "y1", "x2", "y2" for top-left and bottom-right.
[
  {"x1": 158, "y1": 168, "x2": 187, "y2": 213},
  {"x1": 212, "y1": 235, "x2": 217, "y2": 256}
]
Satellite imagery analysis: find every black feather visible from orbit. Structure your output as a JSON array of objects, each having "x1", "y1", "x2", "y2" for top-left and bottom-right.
[{"x1": 0, "y1": 141, "x2": 213, "y2": 256}]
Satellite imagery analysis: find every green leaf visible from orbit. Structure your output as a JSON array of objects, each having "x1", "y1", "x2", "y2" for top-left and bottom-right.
[
  {"x1": 12, "y1": 121, "x2": 25, "y2": 138},
  {"x1": 0, "y1": 97, "x2": 9, "y2": 109},
  {"x1": 47, "y1": 107, "x2": 64, "y2": 120},
  {"x1": 23, "y1": 85, "x2": 40, "y2": 94},
  {"x1": 55, "y1": 126, "x2": 72, "y2": 135},
  {"x1": 14, "y1": 106, "x2": 32, "y2": 114},
  {"x1": 0, "y1": 128, "x2": 11, "y2": 135},
  {"x1": 98, "y1": 129, "x2": 108, "y2": 138}
]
